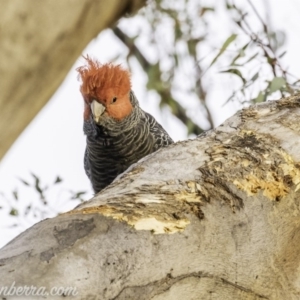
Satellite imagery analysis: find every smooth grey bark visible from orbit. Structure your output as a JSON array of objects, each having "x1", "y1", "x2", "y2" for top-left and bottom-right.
[
  {"x1": 1, "y1": 94, "x2": 300, "y2": 299},
  {"x1": 0, "y1": 0, "x2": 145, "y2": 161}
]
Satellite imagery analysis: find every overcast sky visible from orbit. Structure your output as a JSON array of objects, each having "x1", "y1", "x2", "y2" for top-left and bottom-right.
[{"x1": 1, "y1": 0, "x2": 300, "y2": 247}]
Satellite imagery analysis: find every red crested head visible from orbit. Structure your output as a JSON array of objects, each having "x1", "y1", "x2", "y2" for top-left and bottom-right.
[{"x1": 77, "y1": 56, "x2": 133, "y2": 122}]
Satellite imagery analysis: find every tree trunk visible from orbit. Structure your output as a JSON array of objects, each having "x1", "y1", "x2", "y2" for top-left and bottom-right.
[
  {"x1": 1, "y1": 95, "x2": 300, "y2": 299},
  {"x1": 0, "y1": 0, "x2": 145, "y2": 161}
]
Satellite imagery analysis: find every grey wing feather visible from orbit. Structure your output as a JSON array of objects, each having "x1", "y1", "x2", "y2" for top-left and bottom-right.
[
  {"x1": 84, "y1": 148, "x2": 92, "y2": 180},
  {"x1": 145, "y1": 112, "x2": 174, "y2": 149}
]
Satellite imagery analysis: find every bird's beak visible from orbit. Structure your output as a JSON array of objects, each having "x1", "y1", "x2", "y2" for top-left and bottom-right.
[{"x1": 91, "y1": 100, "x2": 105, "y2": 123}]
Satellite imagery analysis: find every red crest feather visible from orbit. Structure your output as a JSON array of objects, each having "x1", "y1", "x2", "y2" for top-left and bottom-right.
[{"x1": 77, "y1": 56, "x2": 131, "y2": 100}]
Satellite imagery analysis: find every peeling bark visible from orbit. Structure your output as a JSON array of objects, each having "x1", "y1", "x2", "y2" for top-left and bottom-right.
[
  {"x1": 1, "y1": 95, "x2": 300, "y2": 299},
  {"x1": 0, "y1": 0, "x2": 145, "y2": 160}
]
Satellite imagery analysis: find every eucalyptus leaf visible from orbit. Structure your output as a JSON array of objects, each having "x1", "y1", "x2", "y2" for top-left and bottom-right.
[
  {"x1": 210, "y1": 34, "x2": 237, "y2": 67},
  {"x1": 9, "y1": 208, "x2": 18, "y2": 216},
  {"x1": 269, "y1": 77, "x2": 286, "y2": 93},
  {"x1": 220, "y1": 68, "x2": 246, "y2": 84},
  {"x1": 255, "y1": 92, "x2": 265, "y2": 103}
]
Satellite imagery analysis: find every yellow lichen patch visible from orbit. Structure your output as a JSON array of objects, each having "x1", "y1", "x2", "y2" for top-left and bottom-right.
[
  {"x1": 233, "y1": 172, "x2": 289, "y2": 199},
  {"x1": 82, "y1": 206, "x2": 126, "y2": 220},
  {"x1": 198, "y1": 130, "x2": 300, "y2": 205},
  {"x1": 240, "y1": 129, "x2": 255, "y2": 135},
  {"x1": 175, "y1": 181, "x2": 203, "y2": 203},
  {"x1": 175, "y1": 193, "x2": 202, "y2": 203},
  {"x1": 240, "y1": 159, "x2": 251, "y2": 167},
  {"x1": 279, "y1": 150, "x2": 300, "y2": 190},
  {"x1": 136, "y1": 195, "x2": 163, "y2": 204},
  {"x1": 78, "y1": 205, "x2": 190, "y2": 234},
  {"x1": 133, "y1": 217, "x2": 190, "y2": 234},
  {"x1": 222, "y1": 132, "x2": 300, "y2": 201}
]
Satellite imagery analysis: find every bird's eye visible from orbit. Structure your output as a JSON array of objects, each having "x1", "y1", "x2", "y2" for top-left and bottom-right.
[{"x1": 111, "y1": 97, "x2": 117, "y2": 103}]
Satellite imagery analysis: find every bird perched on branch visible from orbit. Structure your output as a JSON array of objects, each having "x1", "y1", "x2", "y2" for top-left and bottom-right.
[{"x1": 77, "y1": 57, "x2": 173, "y2": 193}]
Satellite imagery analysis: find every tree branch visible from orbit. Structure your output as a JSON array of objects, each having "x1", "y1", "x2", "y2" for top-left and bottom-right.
[
  {"x1": 0, "y1": 0, "x2": 146, "y2": 161},
  {"x1": 1, "y1": 94, "x2": 300, "y2": 298}
]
